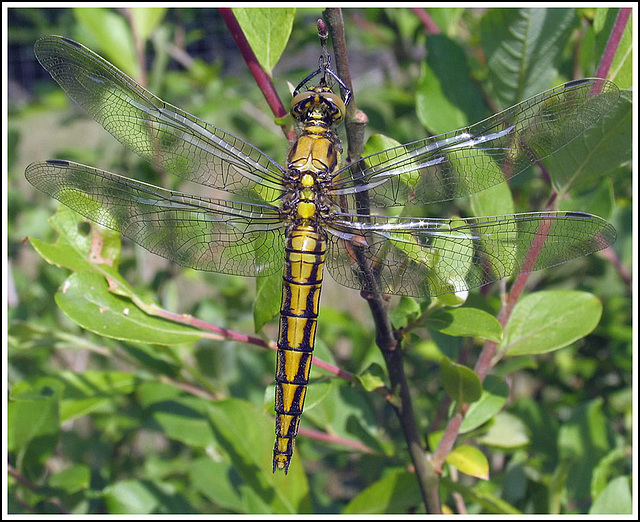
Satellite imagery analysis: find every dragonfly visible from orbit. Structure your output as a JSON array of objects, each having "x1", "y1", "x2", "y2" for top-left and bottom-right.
[{"x1": 26, "y1": 34, "x2": 618, "y2": 474}]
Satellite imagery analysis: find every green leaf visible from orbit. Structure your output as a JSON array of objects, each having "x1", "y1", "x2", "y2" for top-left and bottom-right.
[
  {"x1": 363, "y1": 133, "x2": 401, "y2": 157},
  {"x1": 149, "y1": 395, "x2": 216, "y2": 449},
  {"x1": 389, "y1": 296, "x2": 421, "y2": 329},
  {"x1": 188, "y1": 458, "x2": 244, "y2": 512},
  {"x1": 355, "y1": 363, "x2": 388, "y2": 392},
  {"x1": 29, "y1": 206, "x2": 124, "y2": 277},
  {"x1": 440, "y1": 359, "x2": 482, "y2": 404},
  {"x1": 481, "y1": 8, "x2": 577, "y2": 108},
  {"x1": 303, "y1": 379, "x2": 384, "y2": 456},
  {"x1": 55, "y1": 271, "x2": 202, "y2": 345},
  {"x1": 477, "y1": 412, "x2": 530, "y2": 448},
  {"x1": 206, "y1": 398, "x2": 312, "y2": 513},
  {"x1": 417, "y1": 34, "x2": 487, "y2": 133},
  {"x1": 469, "y1": 177, "x2": 515, "y2": 218},
  {"x1": 589, "y1": 476, "x2": 632, "y2": 515},
  {"x1": 558, "y1": 398, "x2": 613, "y2": 504},
  {"x1": 232, "y1": 8, "x2": 295, "y2": 76},
  {"x1": 8, "y1": 379, "x2": 62, "y2": 475},
  {"x1": 502, "y1": 290, "x2": 603, "y2": 356},
  {"x1": 546, "y1": 89, "x2": 632, "y2": 195},
  {"x1": 593, "y1": 8, "x2": 632, "y2": 88},
  {"x1": 343, "y1": 469, "x2": 422, "y2": 514},
  {"x1": 591, "y1": 447, "x2": 631, "y2": 499},
  {"x1": 48, "y1": 464, "x2": 91, "y2": 494},
  {"x1": 445, "y1": 445, "x2": 489, "y2": 479},
  {"x1": 59, "y1": 370, "x2": 138, "y2": 422},
  {"x1": 30, "y1": 207, "x2": 207, "y2": 346},
  {"x1": 129, "y1": 8, "x2": 167, "y2": 42},
  {"x1": 426, "y1": 307, "x2": 502, "y2": 342},
  {"x1": 254, "y1": 272, "x2": 281, "y2": 332},
  {"x1": 73, "y1": 8, "x2": 140, "y2": 79},
  {"x1": 460, "y1": 375, "x2": 509, "y2": 433},
  {"x1": 102, "y1": 480, "x2": 160, "y2": 514}
]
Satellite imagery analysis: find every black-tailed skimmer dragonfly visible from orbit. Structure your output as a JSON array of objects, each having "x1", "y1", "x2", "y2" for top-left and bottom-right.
[{"x1": 25, "y1": 35, "x2": 618, "y2": 473}]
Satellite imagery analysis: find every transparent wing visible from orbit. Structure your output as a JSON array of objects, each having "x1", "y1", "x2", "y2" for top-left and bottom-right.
[
  {"x1": 325, "y1": 212, "x2": 616, "y2": 297},
  {"x1": 330, "y1": 78, "x2": 619, "y2": 209},
  {"x1": 26, "y1": 160, "x2": 286, "y2": 276},
  {"x1": 33, "y1": 35, "x2": 286, "y2": 204}
]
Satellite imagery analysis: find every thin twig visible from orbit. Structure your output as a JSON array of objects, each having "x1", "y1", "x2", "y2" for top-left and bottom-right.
[{"x1": 324, "y1": 7, "x2": 441, "y2": 514}]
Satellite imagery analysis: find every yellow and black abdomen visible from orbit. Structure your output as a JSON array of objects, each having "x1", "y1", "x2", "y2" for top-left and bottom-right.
[
  {"x1": 272, "y1": 90, "x2": 341, "y2": 473},
  {"x1": 273, "y1": 224, "x2": 326, "y2": 473}
]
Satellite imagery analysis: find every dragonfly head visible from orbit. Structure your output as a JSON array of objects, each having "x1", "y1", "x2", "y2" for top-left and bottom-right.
[{"x1": 291, "y1": 86, "x2": 346, "y2": 126}]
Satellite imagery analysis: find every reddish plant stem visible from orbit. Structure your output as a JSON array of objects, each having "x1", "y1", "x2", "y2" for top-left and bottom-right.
[
  {"x1": 219, "y1": 8, "x2": 294, "y2": 140},
  {"x1": 596, "y1": 8, "x2": 631, "y2": 79}
]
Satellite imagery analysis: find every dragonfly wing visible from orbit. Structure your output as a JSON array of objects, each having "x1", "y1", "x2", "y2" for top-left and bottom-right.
[
  {"x1": 26, "y1": 160, "x2": 285, "y2": 277},
  {"x1": 325, "y1": 212, "x2": 616, "y2": 297},
  {"x1": 330, "y1": 78, "x2": 619, "y2": 209},
  {"x1": 33, "y1": 36, "x2": 285, "y2": 203}
]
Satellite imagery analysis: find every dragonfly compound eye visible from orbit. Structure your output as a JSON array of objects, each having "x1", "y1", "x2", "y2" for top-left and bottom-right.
[{"x1": 291, "y1": 90, "x2": 346, "y2": 125}]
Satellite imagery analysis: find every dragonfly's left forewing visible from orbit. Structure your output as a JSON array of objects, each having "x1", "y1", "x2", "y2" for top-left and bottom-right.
[
  {"x1": 325, "y1": 212, "x2": 616, "y2": 297},
  {"x1": 33, "y1": 36, "x2": 286, "y2": 204},
  {"x1": 26, "y1": 160, "x2": 286, "y2": 277}
]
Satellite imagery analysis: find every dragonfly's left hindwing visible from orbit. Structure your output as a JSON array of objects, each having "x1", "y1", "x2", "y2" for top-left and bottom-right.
[{"x1": 25, "y1": 159, "x2": 286, "y2": 277}]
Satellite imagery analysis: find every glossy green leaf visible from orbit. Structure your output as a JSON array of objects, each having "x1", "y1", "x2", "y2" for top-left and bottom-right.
[
  {"x1": 55, "y1": 271, "x2": 202, "y2": 345},
  {"x1": 363, "y1": 133, "x2": 401, "y2": 157},
  {"x1": 445, "y1": 445, "x2": 489, "y2": 479},
  {"x1": 233, "y1": 7, "x2": 295, "y2": 76},
  {"x1": 460, "y1": 375, "x2": 509, "y2": 433},
  {"x1": 502, "y1": 290, "x2": 603, "y2": 356},
  {"x1": 440, "y1": 359, "x2": 482, "y2": 404},
  {"x1": 427, "y1": 307, "x2": 502, "y2": 342},
  {"x1": 29, "y1": 206, "x2": 123, "y2": 277}
]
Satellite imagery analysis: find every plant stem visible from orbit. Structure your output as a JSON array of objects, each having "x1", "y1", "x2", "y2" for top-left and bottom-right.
[{"x1": 324, "y1": 7, "x2": 441, "y2": 513}]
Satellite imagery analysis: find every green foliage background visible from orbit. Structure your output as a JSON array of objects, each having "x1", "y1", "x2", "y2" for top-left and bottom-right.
[{"x1": 6, "y1": 7, "x2": 633, "y2": 515}]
